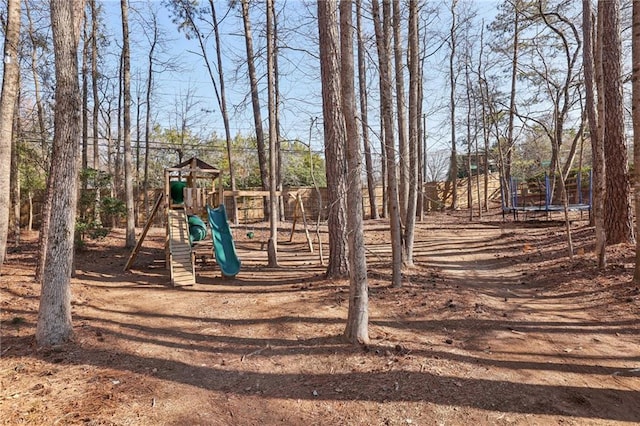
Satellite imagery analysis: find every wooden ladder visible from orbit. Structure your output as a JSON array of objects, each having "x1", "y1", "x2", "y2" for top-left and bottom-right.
[{"x1": 168, "y1": 208, "x2": 195, "y2": 286}]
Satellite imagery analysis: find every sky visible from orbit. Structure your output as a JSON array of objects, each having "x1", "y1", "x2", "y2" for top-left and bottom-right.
[
  {"x1": 97, "y1": 0, "x2": 501, "y2": 161},
  {"x1": 0, "y1": 0, "x2": 501, "y2": 171}
]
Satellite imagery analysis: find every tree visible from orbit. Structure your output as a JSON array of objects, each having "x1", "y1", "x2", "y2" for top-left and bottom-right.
[
  {"x1": 355, "y1": 0, "x2": 378, "y2": 219},
  {"x1": 166, "y1": 0, "x2": 239, "y2": 223},
  {"x1": 36, "y1": 0, "x2": 85, "y2": 346},
  {"x1": 601, "y1": 0, "x2": 633, "y2": 245},
  {"x1": 240, "y1": 0, "x2": 269, "y2": 212},
  {"x1": 121, "y1": 0, "x2": 135, "y2": 248},
  {"x1": 340, "y1": 0, "x2": 369, "y2": 344},
  {"x1": 448, "y1": 0, "x2": 459, "y2": 210},
  {"x1": 488, "y1": 0, "x2": 523, "y2": 208},
  {"x1": 318, "y1": 0, "x2": 349, "y2": 278},
  {"x1": 632, "y1": 0, "x2": 640, "y2": 282},
  {"x1": 10, "y1": 113, "x2": 21, "y2": 246},
  {"x1": 209, "y1": 0, "x2": 239, "y2": 224},
  {"x1": 90, "y1": 0, "x2": 102, "y2": 225},
  {"x1": 582, "y1": 0, "x2": 606, "y2": 269},
  {"x1": 373, "y1": 0, "x2": 402, "y2": 287},
  {"x1": 266, "y1": 0, "x2": 279, "y2": 267},
  {"x1": 0, "y1": 0, "x2": 21, "y2": 270},
  {"x1": 393, "y1": 0, "x2": 409, "y2": 219},
  {"x1": 403, "y1": 0, "x2": 419, "y2": 266}
]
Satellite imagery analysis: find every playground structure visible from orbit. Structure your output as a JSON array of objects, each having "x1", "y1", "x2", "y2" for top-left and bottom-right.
[
  {"x1": 124, "y1": 157, "x2": 241, "y2": 285},
  {"x1": 502, "y1": 171, "x2": 592, "y2": 220}
]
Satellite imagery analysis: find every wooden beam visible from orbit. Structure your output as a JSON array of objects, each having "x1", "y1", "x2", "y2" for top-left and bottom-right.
[{"x1": 123, "y1": 193, "x2": 164, "y2": 271}]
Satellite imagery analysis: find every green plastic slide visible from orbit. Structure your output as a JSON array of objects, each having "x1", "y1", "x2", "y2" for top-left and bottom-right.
[
  {"x1": 206, "y1": 204, "x2": 241, "y2": 277},
  {"x1": 187, "y1": 214, "x2": 207, "y2": 245}
]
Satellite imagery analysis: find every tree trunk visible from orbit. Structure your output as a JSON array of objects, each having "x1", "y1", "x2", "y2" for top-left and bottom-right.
[
  {"x1": 121, "y1": 0, "x2": 135, "y2": 248},
  {"x1": 448, "y1": 0, "x2": 458, "y2": 210},
  {"x1": 356, "y1": 0, "x2": 378, "y2": 220},
  {"x1": 403, "y1": 0, "x2": 419, "y2": 267},
  {"x1": 601, "y1": 0, "x2": 634, "y2": 245},
  {"x1": 318, "y1": 0, "x2": 349, "y2": 278},
  {"x1": 266, "y1": 0, "x2": 279, "y2": 267},
  {"x1": 0, "y1": 0, "x2": 21, "y2": 269},
  {"x1": 91, "y1": 0, "x2": 101, "y2": 226},
  {"x1": 209, "y1": 0, "x2": 238, "y2": 224},
  {"x1": 28, "y1": 192, "x2": 33, "y2": 232},
  {"x1": 142, "y1": 5, "x2": 157, "y2": 220},
  {"x1": 393, "y1": 0, "x2": 408, "y2": 219},
  {"x1": 272, "y1": 2, "x2": 285, "y2": 222},
  {"x1": 373, "y1": 0, "x2": 402, "y2": 287},
  {"x1": 240, "y1": 0, "x2": 269, "y2": 216},
  {"x1": 26, "y1": 1, "x2": 49, "y2": 168},
  {"x1": 11, "y1": 116, "x2": 21, "y2": 247},
  {"x1": 632, "y1": 0, "x2": 640, "y2": 282},
  {"x1": 37, "y1": 0, "x2": 85, "y2": 347},
  {"x1": 465, "y1": 63, "x2": 473, "y2": 221},
  {"x1": 82, "y1": 12, "x2": 89, "y2": 183},
  {"x1": 340, "y1": 0, "x2": 369, "y2": 345},
  {"x1": 505, "y1": 0, "x2": 520, "y2": 208}
]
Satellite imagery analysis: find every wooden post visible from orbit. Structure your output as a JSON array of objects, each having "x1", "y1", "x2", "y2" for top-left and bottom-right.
[
  {"x1": 124, "y1": 193, "x2": 163, "y2": 271},
  {"x1": 298, "y1": 193, "x2": 314, "y2": 253}
]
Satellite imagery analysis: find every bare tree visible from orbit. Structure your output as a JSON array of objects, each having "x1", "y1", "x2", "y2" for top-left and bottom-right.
[
  {"x1": 36, "y1": 0, "x2": 85, "y2": 346},
  {"x1": 82, "y1": 9, "x2": 90, "y2": 181},
  {"x1": 403, "y1": 0, "x2": 419, "y2": 266},
  {"x1": 448, "y1": 0, "x2": 459, "y2": 210},
  {"x1": 0, "y1": 0, "x2": 21, "y2": 269},
  {"x1": 373, "y1": 0, "x2": 402, "y2": 287},
  {"x1": 90, "y1": 0, "x2": 101, "y2": 225},
  {"x1": 318, "y1": 0, "x2": 349, "y2": 278},
  {"x1": 240, "y1": 0, "x2": 269, "y2": 210},
  {"x1": 340, "y1": 0, "x2": 369, "y2": 345},
  {"x1": 142, "y1": 3, "x2": 160, "y2": 218},
  {"x1": 209, "y1": 0, "x2": 238, "y2": 223},
  {"x1": 10, "y1": 112, "x2": 21, "y2": 246},
  {"x1": 121, "y1": 0, "x2": 135, "y2": 247},
  {"x1": 393, "y1": 0, "x2": 409, "y2": 218},
  {"x1": 582, "y1": 0, "x2": 606, "y2": 269},
  {"x1": 266, "y1": 0, "x2": 279, "y2": 267},
  {"x1": 356, "y1": 0, "x2": 379, "y2": 219},
  {"x1": 632, "y1": 0, "x2": 640, "y2": 282},
  {"x1": 166, "y1": 0, "x2": 239, "y2": 222}
]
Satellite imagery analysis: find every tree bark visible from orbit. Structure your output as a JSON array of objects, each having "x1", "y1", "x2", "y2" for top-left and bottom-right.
[
  {"x1": 340, "y1": 0, "x2": 369, "y2": 345},
  {"x1": 393, "y1": 0, "x2": 408, "y2": 219},
  {"x1": 37, "y1": 0, "x2": 85, "y2": 347},
  {"x1": 601, "y1": 0, "x2": 634, "y2": 245},
  {"x1": 240, "y1": 0, "x2": 269, "y2": 216},
  {"x1": 11, "y1": 114, "x2": 21, "y2": 247},
  {"x1": 356, "y1": 0, "x2": 378, "y2": 220},
  {"x1": 266, "y1": 0, "x2": 279, "y2": 267},
  {"x1": 91, "y1": 0, "x2": 101, "y2": 226},
  {"x1": 373, "y1": 0, "x2": 403, "y2": 287},
  {"x1": 403, "y1": 0, "x2": 419, "y2": 266},
  {"x1": 632, "y1": 0, "x2": 640, "y2": 282},
  {"x1": 448, "y1": 0, "x2": 458, "y2": 210},
  {"x1": 318, "y1": 0, "x2": 349, "y2": 278},
  {"x1": 0, "y1": 0, "x2": 21, "y2": 269},
  {"x1": 143, "y1": 4, "x2": 157, "y2": 220},
  {"x1": 121, "y1": 0, "x2": 135, "y2": 248},
  {"x1": 582, "y1": 0, "x2": 606, "y2": 267}
]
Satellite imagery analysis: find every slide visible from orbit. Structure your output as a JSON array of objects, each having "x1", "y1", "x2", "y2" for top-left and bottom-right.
[{"x1": 206, "y1": 204, "x2": 241, "y2": 277}]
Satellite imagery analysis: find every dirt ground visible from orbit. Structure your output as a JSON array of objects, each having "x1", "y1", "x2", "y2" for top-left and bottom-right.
[{"x1": 1, "y1": 210, "x2": 639, "y2": 425}]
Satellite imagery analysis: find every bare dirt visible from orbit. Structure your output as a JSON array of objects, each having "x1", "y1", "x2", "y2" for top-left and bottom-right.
[{"x1": 1, "y1": 211, "x2": 639, "y2": 425}]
